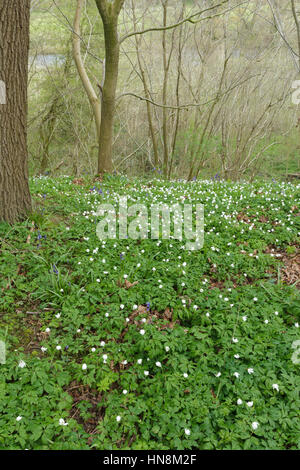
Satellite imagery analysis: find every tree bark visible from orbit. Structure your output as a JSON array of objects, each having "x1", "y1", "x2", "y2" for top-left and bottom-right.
[
  {"x1": 95, "y1": 0, "x2": 125, "y2": 174},
  {"x1": 0, "y1": 0, "x2": 32, "y2": 223}
]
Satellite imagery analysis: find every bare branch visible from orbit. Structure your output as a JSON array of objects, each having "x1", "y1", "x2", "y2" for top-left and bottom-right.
[
  {"x1": 119, "y1": 0, "x2": 244, "y2": 44},
  {"x1": 116, "y1": 74, "x2": 261, "y2": 110},
  {"x1": 73, "y1": 0, "x2": 101, "y2": 139},
  {"x1": 266, "y1": 0, "x2": 300, "y2": 72}
]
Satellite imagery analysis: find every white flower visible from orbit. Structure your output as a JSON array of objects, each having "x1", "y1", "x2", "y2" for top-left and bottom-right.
[
  {"x1": 253, "y1": 297, "x2": 258, "y2": 302},
  {"x1": 41, "y1": 347, "x2": 47, "y2": 352},
  {"x1": 45, "y1": 328, "x2": 50, "y2": 333},
  {"x1": 215, "y1": 372, "x2": 221, "y2": 377},
  {"x1": 16, "y1": 416, "x2": 22, "y2": 421},
  {"x1": 232, "y1": 337, "x2": 238, "y2": 343},
  {"x1": 183, "y1": 373, "x2": 188, "y2": 378},
  {"x1": 272, "y1": 383, "x2": 279, "y2": 391},
  {"x1": 140, "y1": 329, "x2": 145, "y2": 335},
  {"x1": 123, "y1": 390, "x2": 128, "y2": 395},
  {"x1": 156, "y1": 361, "x2": 162, "y2": 368},
  {"x1": 102, "y1": 354, "x2": 108, "y2": 360},
  {"x1": 247, "y1": 368, "x2": 254, "y2": 374},
  {"x1": 120, "y1": 304, "x2": 125, "y2": 310},
  {"x1": 59, "y1": 418, "x2": 68, "y2": 426},
  {"x1": 237, "y1": 399, "x2": 243, "y2": 405},
  {"x1": 82, "y1": 363, "x2": 87, "y2": 370},
  {"x1": 116, "y1": 416, "x2": 121, "y2": 422},
  {"x1": 264, "y1": 319, "x2": 269, "y2": 324},
  {"x1": 144, "y1": 370, "x2": 149, "y2": 376},
  {"x1": 246, "y1": 401, "x2": 253, "y2": 407},
  {"x1": 55, "y1": 313, "x2": 61, "y2": 319},
  {"x1": 234, "y1": 354, "x2": 240, "y2": 359},
  {"x1": 242, "y1": 316, "x2": 247, "y2": 322},
  {"x1": 165, "y1": 346, "x2": 170, "y2": 352},
  {"x1": 18, "y1": 360, "x2": 26, "y2": 368},
  {"x1": 251, "y1": 421, "x2": 259, "y2": 430},
  {"x1": 137, "y1": 359, "x2": 142, "y2": 364},
  {"x1": 185, "y1": 428, "x2": 191, "y2": 436},
  {"x1": 295, "y1": 323, "x2": 299, "y2": 328},
  {"x1": 233, "y1": 372, "x2": 240, "y2": 378},
  {"x1": 100, "y1": 341, "x2": 105, "y2": 347},
  {"x1": 91, "y1": 347, "x2": 96, "y2": 352}
]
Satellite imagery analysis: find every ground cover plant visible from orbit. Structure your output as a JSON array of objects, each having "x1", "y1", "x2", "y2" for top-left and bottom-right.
[{"x1": 0, "y1": 175, "x2": 299, "y2": 450}]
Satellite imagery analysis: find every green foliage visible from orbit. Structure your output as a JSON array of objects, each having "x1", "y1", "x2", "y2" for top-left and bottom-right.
[
  {"x1": 0, "y1": 176, "x2": 299, "y2": 449},
  {"x1": 256, "y1": 131, "x2": 300, "y2": 179}
]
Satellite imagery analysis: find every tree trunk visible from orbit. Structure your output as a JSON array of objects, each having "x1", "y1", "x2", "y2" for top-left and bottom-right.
[
  {"x1": 162, "y1": 1, "x2": 170, "y2": 177},
  {"x1": 0, "y1": 0, "x2": 32, "y2": 223},
  {"x1": 95, "y1": 0, "x2": 125, "y2": 175},
  {"x1": 97, "y1": 16, "x2": 119, "y2": 174},
  {"x1": 73, "y1": 0, "x2": 101, "y2": 146}
]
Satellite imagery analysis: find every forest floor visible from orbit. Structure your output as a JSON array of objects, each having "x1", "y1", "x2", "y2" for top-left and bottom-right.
[{"x1": 0, "y1": 175, "x2": 299, "y2": 450}]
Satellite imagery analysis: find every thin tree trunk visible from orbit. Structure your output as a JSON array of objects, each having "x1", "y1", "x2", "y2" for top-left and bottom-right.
[
  {"x1": 131, "y1": 0, "x2": 159, "y2": 168},
  {"x1": 73, "y1": 0, "x2": 101, "y2": 142},
  {"x1": 168, "y1": 5, "x2": 185, "y2": 179},
  {"x1": 162, "y1": 1, "x2": 169, "y2": 177},
  {"x1": 0, "y1": 0, "x2": 32, "y2": 223},
  {"x1": 39, "y1": 50, "x2": 72, "y2": 174}
]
